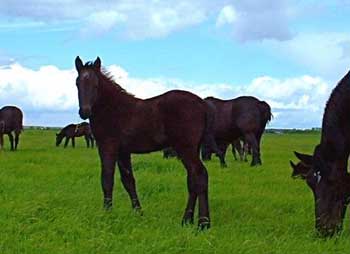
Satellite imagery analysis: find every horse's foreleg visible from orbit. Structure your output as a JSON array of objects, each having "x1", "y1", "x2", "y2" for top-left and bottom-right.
[
  {"x1": 84, "y1": 135, "x2": 90, "y2": 148},
  {"x1": 14, "y1": 131, "x2": 20, "y2": 150},
  {"x1": 8, "y1": 133, "x2": 14, "y2": 151},
  {"x1": 180, "y1": 152, "x2": 210, "y2": 230},
  {"x1": 64, "y1": 137, "x2": 69, "y2": 148},
  {"x1": 91, "y1": 137, "x2": 95, "y2": 148},
  {"x1": 117, "y1": 152, "x2": 142, "y2": 213},
  {"x1": 99, "y1": 143, "x2": 118, "y2": 209},
  {"x1": 71, "y1": 137, "x2": 75, "y2": 148}
]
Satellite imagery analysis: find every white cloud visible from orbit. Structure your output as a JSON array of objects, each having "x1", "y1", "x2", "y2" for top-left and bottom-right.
[
  {"x1": 81, "y1": 11, "x2": 127, "y2": 36},
  {"x1": 0, "y1": 62, "x2": 334, "y2": 128},
  {"x1": 0, "y1": 0, "x2": 211, "y2": 39},
  {"x1": 264, "y1": 32, "x2": 350, "y2": 79},
  {"x1": 216, "y1": 0, "x2": 294, "y2": 42},
  {"x1": 216, "y1": 5, "x2": 238, "y2": 27}
]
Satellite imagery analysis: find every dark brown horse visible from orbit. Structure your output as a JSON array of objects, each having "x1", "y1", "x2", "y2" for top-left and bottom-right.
[
  {"x1": 74, "y1": 56, "x2": 215, "y2": 229},
  {"x1": 202, "y1": 139, "x2": 246, "y2": 162},
  {"x1": 0, "y1": 106, "x2": 23, "y2": 150},
  {"x1": 291, "y1": 71, "x2": 350, "y2": 237},
  {"x1": 202, "y1": 96, "x2": 272, "y2": 166},
  {"x1": 56, "y1": 122, "x2": 94, "y2": 148}
]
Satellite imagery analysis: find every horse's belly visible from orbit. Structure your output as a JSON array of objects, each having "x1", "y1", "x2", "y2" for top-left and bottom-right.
[{"x1": 122, "y1": 132, "x2": 168, "y2": 154}]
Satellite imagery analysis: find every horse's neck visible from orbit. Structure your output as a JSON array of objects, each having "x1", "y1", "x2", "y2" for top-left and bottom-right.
[
  {"x1": 94, "y1": 81, "x2": 137, "y2": 116},
  {"x1": 321, "y1": 82, "x2": 350, "y2": 160}
]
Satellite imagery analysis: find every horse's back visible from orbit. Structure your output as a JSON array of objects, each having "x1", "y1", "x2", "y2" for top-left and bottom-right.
[
  {"x1": 0, "y1": 106, "x2": 23, "y2": 133},
  {"x1": 151, "y1": 90, "x2": 207, "y2": 148}
]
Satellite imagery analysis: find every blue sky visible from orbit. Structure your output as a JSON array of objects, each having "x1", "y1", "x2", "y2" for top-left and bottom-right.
[{"x1": 0, "y1": 0, "x2": 349, "y2": 128}]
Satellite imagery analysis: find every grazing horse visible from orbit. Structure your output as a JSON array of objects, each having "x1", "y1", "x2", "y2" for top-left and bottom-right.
[
  {"x1": 201, "y1": 139, "x2": 246, "y2": 162},
  {"x1": 0, "y1": 106, "x2": 23, "y2": 150},
  {"x1": 163, "y1": 147, "x2": 178, "y2": 159},
  {"x1": 202, "y1": 96, "x2": 272, "y2": 166},
  {"x1": 74, "y1": 56, "x2": 216, "y2": 229},
  {"x1": 291, "y1": 71, "x2": 350, "y2": 237},
  {"x1": 56, "y1": 122, "x2": 94, "y2": 148}
]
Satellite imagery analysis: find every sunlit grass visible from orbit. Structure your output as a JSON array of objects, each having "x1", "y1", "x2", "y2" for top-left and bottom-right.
[{"x1": 0, "y1": 130, "x2": 349, "y2": 253}]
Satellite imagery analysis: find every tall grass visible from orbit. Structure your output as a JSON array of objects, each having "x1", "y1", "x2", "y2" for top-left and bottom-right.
[{"x1": 0, "y1": 130, "x2": 349, "y2": 253}]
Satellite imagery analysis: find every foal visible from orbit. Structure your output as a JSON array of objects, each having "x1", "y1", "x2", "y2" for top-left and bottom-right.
[{"x1": 74, "y1": 56, "x2": 213, "y2": 229}]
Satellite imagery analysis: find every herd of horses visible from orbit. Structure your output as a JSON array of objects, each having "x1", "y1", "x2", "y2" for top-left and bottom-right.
[{"x1": 1, "y1": 56, "x2": 350, "y2": 238}]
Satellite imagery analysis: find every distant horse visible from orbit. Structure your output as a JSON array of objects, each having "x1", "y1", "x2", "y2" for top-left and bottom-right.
[
  {"x1": 202, "y1": 97, "x2": 272, "y2": 166},
  {"x1": 163, "y1": 147, "x2": 178, "y2": 159},
  {"x1": 56, "y1": 122, "x2": 94, "y2": 148},
  {"x1": 0, "y1": 106, "x2": 23, "y2": 150},
  {"x1": 202, "y1": 138, "x2": 246, "y2": 162},
  {"x1": 290, "y1": 71, "x2": 350, "y2": 237},
  {"x1": 74, "y1": 56, "x2": 217, "y2": 229}
]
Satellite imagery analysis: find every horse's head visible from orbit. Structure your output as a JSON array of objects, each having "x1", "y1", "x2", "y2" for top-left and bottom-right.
[
  {"x1": 291, "y1": 145, "x2": 349, "y2": 237},
  {"x1": 75, "y1": 56, "x2": 101, "y2": 120},
  {"x1": 55, "y1": 133, "x2": 64, "y2": 147}
]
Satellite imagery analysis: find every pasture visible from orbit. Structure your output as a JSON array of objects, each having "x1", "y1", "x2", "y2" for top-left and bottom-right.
[{"x1": 0, "y1": 130, "x2": 349, "y2": 253}]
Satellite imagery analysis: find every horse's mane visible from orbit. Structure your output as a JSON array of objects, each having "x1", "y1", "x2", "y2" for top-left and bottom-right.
[
  {"x1": 322, "y1": 71, "x2": 350, "y2": 131},
  {"x1": 83, "y1": 61, "x2": 134, "y2": 97}
]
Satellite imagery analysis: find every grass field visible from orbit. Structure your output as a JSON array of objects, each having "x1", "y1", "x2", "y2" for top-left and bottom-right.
[{"x1": 1, "y1": 130, "x2": 350, "y2": 253}]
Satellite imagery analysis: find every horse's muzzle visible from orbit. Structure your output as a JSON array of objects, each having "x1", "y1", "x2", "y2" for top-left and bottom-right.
[{"x1": 79, "y1": 107, "x2": 91, "y2": 120}]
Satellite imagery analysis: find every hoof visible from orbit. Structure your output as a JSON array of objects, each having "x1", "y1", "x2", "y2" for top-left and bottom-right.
[
  {"x1": 220, "y1": 163, "x2": 227, "y2": 168},
  {"x1": 182, "y1": 210, "x2": 194, "y2": 226},
  {"x1": 103, "y1": 198, "x2": 113, "y2": 210},
  {"x1": 134, "y1": 206, "x2": 144, "y2": 216},
  {"x1": 250, "y1": 161, "x2": 260, "y2": 167},
  {"x1": 198, "y1": 217, "x2": 211, "y2": 231}
]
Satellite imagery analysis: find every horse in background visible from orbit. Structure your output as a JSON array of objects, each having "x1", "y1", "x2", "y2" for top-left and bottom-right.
[
  {"x1": 201, "y1": 138, "x2": 247, "y2": 162},
  {"x1": 291, "y1": 70, "x2": 350, "y2": 237},
  {"x1": 56, "y1": 122, "x2": 94, "y2": 148},
  {"x1": 74, "y1": 56, "x2": 214, "y2": 229},
  {"x1": 202, "y1": 96, "x2": 272, "y2": 166},
  {"x1": 0, "y1": 106, "x2": 23, "y2": 151}
]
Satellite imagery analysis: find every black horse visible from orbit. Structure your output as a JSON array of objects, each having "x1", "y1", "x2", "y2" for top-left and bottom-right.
[
  {"x1": 74, "y1": 56, "x2": 220, "y2": 229},
  {"x1": 291, "y1": 70, "x2": 350, "y2": 237},
  {"x1": 0, "y1": 106, "x2": 23, "y2": 150},
  {"x1": 202, "y1": 96, "x2": 272, "y2": 166},
  {"x1": 56, "y1": 122, "x2": 94, "y2": 148}
]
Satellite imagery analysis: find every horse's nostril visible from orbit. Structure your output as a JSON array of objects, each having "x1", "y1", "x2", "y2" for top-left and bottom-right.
[{"x1": 79, "y1": 107, "x2": 91, "y2": 120}]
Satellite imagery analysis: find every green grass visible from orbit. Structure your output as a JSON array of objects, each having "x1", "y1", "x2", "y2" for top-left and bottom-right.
[{"x1": 1, "y1": 130, "x2": 350, "y2": 253}]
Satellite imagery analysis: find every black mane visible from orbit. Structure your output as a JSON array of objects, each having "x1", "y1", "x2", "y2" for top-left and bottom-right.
[{"x1": 83, "y1": 62, "x2": 134, "y2": 97}]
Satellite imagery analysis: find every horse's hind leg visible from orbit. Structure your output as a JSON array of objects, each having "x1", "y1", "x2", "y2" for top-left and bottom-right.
[
  {"x1": 8, "y1": 133, "x2": 14, "y2": 151},
  {"x1": 117, "y1": 152, "x2": 142, "y2": 213},
  {"x1": 85, "y1": 135, "x2": 90, "y2": 148},
  {"x1": 233, "y1": 140, "x2": 244, "y2": 161},
  {"x1": 14, "y1": 130, "x2": 20, "y2": 150},
  {"x1": 204, "y1": 135, "x2": 226, "y2": 167},
  {"x1": 244, "y1": 133, "x2": 260, "y2": 166},
  {"x1": 0, "y1": 134, "x2": 3, "y2": 150},
  {"x1": 179, "y1": 149, "x2": 210, "y2": 230}
]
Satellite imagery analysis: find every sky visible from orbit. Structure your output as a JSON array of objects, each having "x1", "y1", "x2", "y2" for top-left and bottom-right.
[{"x1": 0, "y1": 0, "x2": 349, "y2": 128}]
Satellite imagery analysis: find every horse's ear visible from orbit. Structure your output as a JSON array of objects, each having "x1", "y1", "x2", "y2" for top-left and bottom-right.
[
  {"x1": 290, "y1": 160, "x2": 310, "y2": 179},
  {"x1": 75, "y1": 56, "x2": 83, "y2": 72},
  {"x1": 294, "y1": 151, "x2": 313, "y2": 166},
  {"x1": 94, "y1": 57, "x2": 101, "y2": 69}
]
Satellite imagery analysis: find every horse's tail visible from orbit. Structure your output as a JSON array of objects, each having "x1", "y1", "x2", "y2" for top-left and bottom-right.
[{"x1": 259, "y1": 101, "x2": 273, "y2": 126}]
